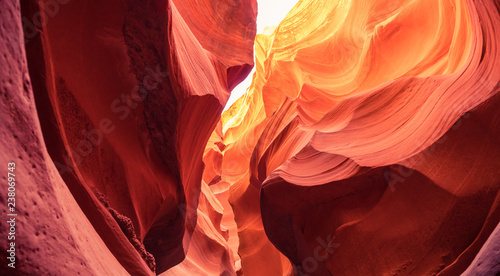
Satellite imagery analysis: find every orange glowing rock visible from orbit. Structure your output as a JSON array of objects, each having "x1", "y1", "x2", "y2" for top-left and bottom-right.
[
  {"x1": 1, "y1": 0, "x2": 499, "y2": 275},
  {"x1": 216, "y1": 0, "x2": 500, "y2": 275}
]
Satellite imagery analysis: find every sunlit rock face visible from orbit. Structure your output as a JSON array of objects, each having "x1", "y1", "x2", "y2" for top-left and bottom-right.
[
  {"x1": 0, "y1": 0, "x2": 498, "y2": 275},
  {"x1": 216, "y1": 0, "x2": 500, "y2": 275}
]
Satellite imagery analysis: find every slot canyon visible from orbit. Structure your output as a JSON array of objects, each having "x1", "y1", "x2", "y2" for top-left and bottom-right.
[{"x1": 0, "y1": 0, "x2": 499, "y2": 275}]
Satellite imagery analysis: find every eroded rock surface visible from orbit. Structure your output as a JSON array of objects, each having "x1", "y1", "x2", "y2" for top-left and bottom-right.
[{"x1": 1, "y1": 0, "x2": 499, "y2": 275}]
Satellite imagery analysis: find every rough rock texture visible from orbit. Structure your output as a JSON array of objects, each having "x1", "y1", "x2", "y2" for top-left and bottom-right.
[
  {"x1": 1, "y1": 0, "x2": 255, "y2": 275},
  {"x1": 1, "y1": 0, "x2": 499, "y2": 275},
  {"x1": 0, "y1": 1, "x2": 139, "y2": 275}
]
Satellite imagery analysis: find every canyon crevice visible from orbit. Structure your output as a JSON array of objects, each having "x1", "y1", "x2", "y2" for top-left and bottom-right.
[{"x1": 0, "y1": 0, "x2": 499, "y2": 275}]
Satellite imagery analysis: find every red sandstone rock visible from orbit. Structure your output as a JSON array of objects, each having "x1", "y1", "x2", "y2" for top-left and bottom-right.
[
  {"x1": 1, "y1": 0, "x2": 499, "y2": 275},
  {"x1": 219, "y1": 0, "x2": 500, "y2": 275},
  {"x1": 1, "y1": 0, "x2": 255, "y2": 274}
]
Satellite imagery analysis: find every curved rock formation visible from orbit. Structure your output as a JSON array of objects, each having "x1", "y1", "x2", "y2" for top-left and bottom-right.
[
  {"x1": 1, "y1": 0, "x2": 499, "y2": 275},
  {"x1": 218, "y1": 0, "x2": 500, "y2": 275},
  {"x1": 1, "y1": 0, "x2": 255, "y2": 274}
]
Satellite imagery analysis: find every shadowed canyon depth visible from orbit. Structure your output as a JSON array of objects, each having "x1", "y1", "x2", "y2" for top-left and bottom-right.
[{"x1": 0, "y1": 0, "x2": 499, "y2": 275}]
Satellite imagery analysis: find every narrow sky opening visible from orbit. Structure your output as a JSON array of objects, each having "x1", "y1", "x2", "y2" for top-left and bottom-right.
[{"x1": 223, "y1": 0, "x2": 300, "y2": 112}]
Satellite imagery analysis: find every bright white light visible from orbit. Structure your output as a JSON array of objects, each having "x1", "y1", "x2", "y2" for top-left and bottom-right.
[{"x1": 223, "y1": 0, "x2": 299, "y2": 111}]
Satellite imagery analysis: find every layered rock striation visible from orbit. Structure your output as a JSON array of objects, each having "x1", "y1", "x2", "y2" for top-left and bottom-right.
[{"x1": 1, "y1": 0, "x2": 499, "y2": 275}]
